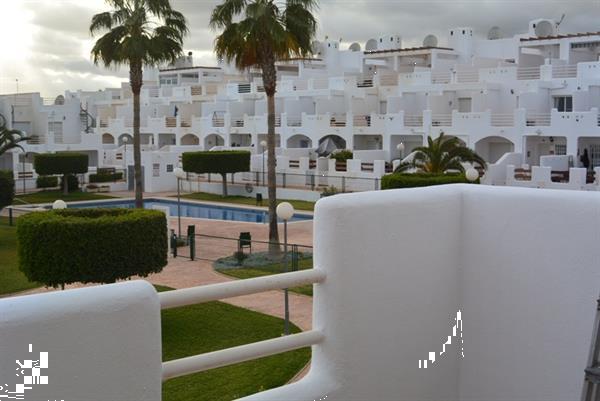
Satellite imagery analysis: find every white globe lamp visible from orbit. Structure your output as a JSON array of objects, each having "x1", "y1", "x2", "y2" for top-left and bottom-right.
[
  {"x1": 276, "y1": 202, "x2": 295, "y2": 221},
  {"x1": 465, "y1": 167, "x2": 479, "y2": 182},
  {"x1": 260, "y1": 140, "x2": 268, "y2": 148},
  {"x1": 174, "y1": 167, "x2": 186, "y2": 180},
  {"x1": 52, "y1": 200, "x2": 67, "y2": 210}
]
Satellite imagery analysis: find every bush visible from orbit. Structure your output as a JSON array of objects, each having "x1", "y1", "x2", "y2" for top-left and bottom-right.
[
  {"x1": 330, "y1": 150, "x2": 353, "y2": 162},
  {"x1": 381, "y1": 173, "x2": 475, "y2": 190},
  {"x1": 90, "y1": 172, "x2": 123, "y2": 183},
  {"x1": 183, "y1": 150, "x2": 251, "y2": 196},
  {"x1": 0, "y1": 170, "x2": 15, "y2": 209},
  {"x1": 36, "y1": 175, "x2": 59, "y2": 189},
  {"x1": 320, "y1": 186, "x2": 340, "y2": 197},
  {"x1": 60, "y1": 174, "x2": 80, "y2": 193},
  {"x1": 34, "y1": 153, "x2": 88, "y2": 194},
  {"x1": 17, "y1": 209, "x2": 168, "y2": 288}
]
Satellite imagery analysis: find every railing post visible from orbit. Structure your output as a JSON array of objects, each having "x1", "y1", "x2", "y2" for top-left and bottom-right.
[
  {"x1": 187, "y1": 225, "x2": 196, "y2": 261},
  {"x1": 170, "y1": 230, "x2": 178, "y2": 258},
  {"x1": 8, "y1": 208, "x2": 13, "y2": 226}
]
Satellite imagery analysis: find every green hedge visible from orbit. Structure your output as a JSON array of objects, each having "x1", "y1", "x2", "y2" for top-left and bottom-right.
[
  {"x1": 60, "y1": 174, "x2": 80, "y2": 193},
  {"x1": 34, "y1": 152, "x2": 88, "y2": 176},
  {"x1": 37, "y1": 175, "x2": 59, "y2": 189},
  {"x1": 90, "y1": 172, "x2": 123, "y2": 183},
  {"x1": 381, "y1": 173, "x2": 475, "y2": 190},
  {"x1": 182, "y1": 150, "x2": 251, "y2": 174},
  {"x1": 17, "y1": 209, "x2": 168, "y2": 288},
  {"x1": 0, "y1": 170, "x2": 14, "y2": 209}
]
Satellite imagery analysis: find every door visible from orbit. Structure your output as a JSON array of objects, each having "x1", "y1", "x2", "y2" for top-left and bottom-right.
[{"x1": 458, "y1": 98, "x2": 472, "y2": 113}]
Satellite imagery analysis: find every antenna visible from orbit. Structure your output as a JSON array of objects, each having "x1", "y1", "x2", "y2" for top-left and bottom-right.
[{"x1": 557, "y1": 14, "x2": 566, "y2": 27}]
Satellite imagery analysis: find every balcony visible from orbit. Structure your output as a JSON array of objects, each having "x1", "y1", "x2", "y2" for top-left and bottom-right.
[
  {"x1": 517, "y1": 66, "x2": 541, "y2": 80},
  {"x1": 552, "y1": 64, "x2": 577, "y2": 79},
  {"x1": 286, "y1": 116, "x2": 302, "y2": 127},
  {"x1": 526, "y1": 112, "x2": 551, "y2": 127},
  {"x1": 330, "y1": 114, "x2": 347, "y2": 127},
  {"x1": 404, "y1": 114, "x2": 424, "y2": 127},
  {"x1": 491, "y1": 113, "x2": 515, "y2": 127},
  {"x1": 352, "y1": 114, "x2": 371, "y2": 127},
  {"x1": 431, "y1": 114, "x2": 452, "y2": 127}
]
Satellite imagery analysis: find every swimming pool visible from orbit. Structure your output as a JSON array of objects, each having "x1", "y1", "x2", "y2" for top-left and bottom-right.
[{"x1": 62, "y1": 198, "x2": 312, "y2": 223}]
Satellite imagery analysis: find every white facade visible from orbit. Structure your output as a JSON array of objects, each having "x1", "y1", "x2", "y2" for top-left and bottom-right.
[{"x1": 4, "y1": 19, "x2": 600, "y2": 192}]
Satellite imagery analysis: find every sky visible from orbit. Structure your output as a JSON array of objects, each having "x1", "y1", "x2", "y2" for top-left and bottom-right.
[{"x1": 0, "y1": 0, "x2": 598, "y2": 97}]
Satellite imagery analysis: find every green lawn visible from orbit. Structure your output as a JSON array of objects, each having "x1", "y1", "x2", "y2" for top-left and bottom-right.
[
  {"x1": 0, "y1": 217, "x2": 39, "y2": 295},
  {"x1": 179, "y1": 192, "x2": 316, "y2": 212},
  {"x1": 158, "y1": 285, "x2": 311, "y2": 401},
  {"x1": 14, "y1": 190, "x2": 115, "y2": 205},
  {"x1": 217, "y1": 258, "x2": 314, "y2": 296}
]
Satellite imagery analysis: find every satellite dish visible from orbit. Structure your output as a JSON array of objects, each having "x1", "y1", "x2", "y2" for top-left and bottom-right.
[
  {"x1": 423, "y1": 34, "x2": 438, "y2": 47},
  {"x1": 365, "y1": 38, "x2": 378, "y2": 51},
  {"x1": 487, "y1": 26, "x2": 502, "y2": 40},
  {"x1": 349, "y1": 42, "x2": 361, "y2": 52},
  {"x1": 535, "y1": 20, "x2": 555, "y2": 37},
  {"x1": 311, "y1": 41, "x2": 324, "y2": 56},
  {"x1": 54, "y1": 95, "x2": 65, "y2": 105}
]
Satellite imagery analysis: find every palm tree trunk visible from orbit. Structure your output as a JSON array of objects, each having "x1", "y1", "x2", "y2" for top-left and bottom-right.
[
  {"x1": 264, "y1": 62, "x2": 280, "y2": 253},
  {"x1": 130, "y1": 63, "x2": 143, "y2": 209}
]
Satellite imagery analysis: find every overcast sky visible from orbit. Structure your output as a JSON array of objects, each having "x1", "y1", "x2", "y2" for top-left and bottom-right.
[{"x1": 0, "y1": 0, "x2": 598, "y2": 97}]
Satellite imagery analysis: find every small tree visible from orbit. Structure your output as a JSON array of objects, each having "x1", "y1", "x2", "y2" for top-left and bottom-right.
[
  {"x1": 182, "y1": 151, "x2": 250, "y2": 197},
  {"x1": 34, "y1": 153, "x2": 88, "y2": 195},
  {"x1": 0, "y1": 170, "x2": 15, "y2": 210}
]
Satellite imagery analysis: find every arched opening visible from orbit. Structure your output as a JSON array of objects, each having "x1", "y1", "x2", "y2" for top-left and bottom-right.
[
  {"x1": 102, "y1": 133, "x2": 115, "y2": 144},
  {"x1": 181, "y1": 134, "x2": 200, "y2": 146},
  {"x1": 204, "y1": 134, "x2": 225, "y2": 150},
  {"x1": 317, "y1": 135, "x2": 347, "y2": 156},
  {"x1": 118, "y1": 134, "x2": 133, "y2": 146},
  {"x1": 287, "y1": 134, "x2": 312, "y2": 149},
  {"x1": 475, "y1": 136, "x2": 515, "y2": 164}
]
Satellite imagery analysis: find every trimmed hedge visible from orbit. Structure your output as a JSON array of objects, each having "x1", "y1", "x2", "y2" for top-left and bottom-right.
[
  {"x1": 37, "y1": 175, "x2": 59, "y2": 189},
  {"x1": 17, "y1": 209, "x2": 168, "y2": 288},
  {"x1": 90, "y1": 172, "x2": 123, "y2": 183},
  {"x1": 182, "y1": 151, "x2": 251, "y2": 174},
  {"x1": 34, "y1": 153, "x2": 88, "y2": 176},
  {"x1": 381, "y1": 173, "x2": 475, "y2": 190},
  {"x1": 60, "y1": 174, "x2": 80, "y2": 193},
  {"x1": 0, "y1": 170, "x2": 15, "y2": 209}
]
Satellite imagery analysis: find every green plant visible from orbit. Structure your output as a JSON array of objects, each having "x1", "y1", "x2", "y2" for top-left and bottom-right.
[
  {"x1": 90, "y1": 172, "x2": 123, "y2": 183},
  {"x1": 330, "y1": 150, "x2": 353, "y2": 162},
  {"x1": 182, "y1": 151, "x2": 251, "y2": 197},
  {"x1": 0, "y1": 113, "x2": 30, "y2": 156},
  {"x1": 36, "y1": 175, "x2": 59, "y2": 189},
  {"x1": 381, "y1": 173, "x2": 476, "y2": 190},
  {"x1": 34, "y1": 153, "x2": 88, "y2": 195},
  {"x1": 91, "y1": 0, "x2": 188, "y2": 208},
  {"x1": 320, "y1": 185, "x2": 339, "y2": 197},
  {"x1": 210, "y1": 0, "x2": 317, "y2": 252},
  {"x1": 0, "y1": 170, "x2": 15, "y2": 209},
  {"x1": 60, "y1": 174, "x2": 80, "y2": 193},
  {"x1": 234, "y1": 251, "x2": 249, "y2": 266},
  {"x1": 17, "y1": 209, "x2": 168, "y2": 288},
  {"x1": 395, "y1": 132, "x2": 486, "y2": 174}
]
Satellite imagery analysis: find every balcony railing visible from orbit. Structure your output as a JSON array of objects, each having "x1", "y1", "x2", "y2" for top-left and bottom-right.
[
  {"x1": 378, "y1": 74, "x2": 399, "y2": 86},
  {"x1": 274, "y1": 116, "x2": 281, "y2": 127},
  {"x1": 287, "y1": 117, "x2": 302, "y2": 127},
  {"x1": 238, "y1": 83, "x2": 252, "y2": 94},
  {"x1": 289, "y1": 160, "x2": 300, "y2": 169},
  {"x1": 312, "y1": 79, "x2": 329, "y2": 90},
  {"x1": 159, "y1": 270, "x2": 326, "y2": 381},
  {"x1": 357, "y1": 78, "x2": 374, "y2": 88},
  {"x1": 526, "y1": 113, "x2": 551, "y2": 126},
  {"x1": 491, "y1": 113, "x2": 515, "y2": 127},
  {"x1": 180, "y1": 118, "x2": 192, "y2": 128},
  {"x1": 231, "y1": 118, "x2": 244, "y2": 128},
  {"x1": 166, "y1": 117, "x2": 177, "y2": 128},
  {"x1": 431, "y1": 114, "x2": 452, "y2": 127},
  {"x1": 431, "y1": 71, "x2": 451, "y2": 84},
  {"x1": 353, "y1": 115, "x2": 371, "y2": 127},
  {"x1": 517, "y1": 66, "x2": 541, "y2": 80},
  {"x1": 330, "y1": 115, "x2": 347, "y2": 127},
  {"x1": 404, "y1": 114, "x2": 423, "y2": 127},
  {"x1": 212, "y1": 117, "x2": 225, "y2": 128},
  {"x1": 552, "y1": 64, "x2": 577, "y2": 79},
  {"x1": 27, "y1": 136, "x2": 44, "y2": 145},
  {"x1": 191, "y1": 86, "x2": 202, "y2": 96},
  {"x1": 456, "y1": 70, "x2": 479, "y2": 83}
]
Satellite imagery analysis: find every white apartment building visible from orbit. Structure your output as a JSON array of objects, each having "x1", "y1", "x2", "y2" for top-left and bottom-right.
[{"x1": 3, "y1": 18, "x2": 600, "y2": 193}]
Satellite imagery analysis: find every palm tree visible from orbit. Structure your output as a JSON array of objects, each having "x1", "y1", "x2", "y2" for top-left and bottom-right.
[
  {"x1": 395, "y1": 132, "x2": 487, "y2": 174},
  {"x1": 90, "y1": 0, "x2": 188, "y2": 208},
  {"x1": 0, "y1": 113, "x2": 30, "y2": 157},
  {"x1": 210, "y1": 0, "x2": 318, "y2": 251}
]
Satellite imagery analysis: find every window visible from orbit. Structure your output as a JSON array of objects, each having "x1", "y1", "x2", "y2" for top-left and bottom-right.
[
  {"x1": 553, "y1": 96, "x2": 573, "y2": 112},
  {"x1": 555, "y1": 144, "x2": 567, "y2": 155},
  {"x1": 166, "y1": 164, "x2": 174, "y2": 173},
  {"x1": 153, "y1": 163, "x2": 160, "y2": 177}
]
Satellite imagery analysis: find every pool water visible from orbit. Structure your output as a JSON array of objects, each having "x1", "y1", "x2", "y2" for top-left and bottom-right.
[{"x1": 65, "y1": 199, "x2": 312, "y2": 223}]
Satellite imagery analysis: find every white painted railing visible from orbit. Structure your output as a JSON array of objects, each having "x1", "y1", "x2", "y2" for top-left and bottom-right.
[
  {"x1": 517, "y1": 66, "x2": 541, "y2": 80},
  {"x1": 431, "y1": 114, "x2": 452, "y2": 127},
  {"x1": 491, "y1": 113, "x2": 515, "y2": 127},
  {"x1": 552, "y1": 64, "x2": 577, "y2": 79},
  {"x1": 287, "y1": 116, "x2": 302, "y2": 127},
  {"x1": 526, "y1": 113, "x2": 551, "y2": 126},
  {"x1": 456, "y1": 70, "x2": 479, "y2": 83},
  {"x1": 431, "y1": 71, "x2": 451, "y2": 84},
  {"x1": 159, "y1": 270, "x2": 326, "y2": 381},
  {"x1": 404, "y1": 114, "x2": 424, "y2": 127}
]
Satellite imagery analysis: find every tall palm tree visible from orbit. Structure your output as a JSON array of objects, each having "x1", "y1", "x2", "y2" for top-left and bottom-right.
[
  {"x1": 210, "y1": 0, "x2": 318, "y2": 251},
  {"x1": 90, "y1": 0, "x2": 188, "y2": 208},
  {"x1": 395, "y1": 132, "x2": 487, "y2": 174},
  {"x1": 0, "y1": 113, "x2": 30, "y2": 157}
]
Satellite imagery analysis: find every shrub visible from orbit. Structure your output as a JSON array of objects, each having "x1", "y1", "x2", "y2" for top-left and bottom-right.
[
  {"x1": 34, "y1": 153, "x2": 88, "y2": 194},
  {"x1": 60, "y1": 174, "x2": 80, "y2": 193},
  {"x1": 183, "y1": 150, "x2": 251, "y2": 196},
  {"x1": 330, "y1": 150, "x2": 353, "y2": 162},
  {"x1": 381, "y1": 173, "x2": 476, "y2": 190},
  {"x1": 36, "y1": 175, "x2": 59, "y2": 189},
  {"x1": 320, "y1": 186, "x2": 340, "y2": 197},
  {"x1": 17, "y1": 209, "x2": 168, "y2": 288},
  {"x1": 90, "y1": 172, "x2": 123, "y2": 183},
  {"x1": 0, "y1": 170, "x2": 15, "y2": 209}
]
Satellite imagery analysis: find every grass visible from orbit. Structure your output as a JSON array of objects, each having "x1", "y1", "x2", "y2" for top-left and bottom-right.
[
  {"x1": 179, "y1": 192, "x2": 316, "y2": 212},
  {"x1": 157, "y1": 285, "x2": 311, "y2": 401},
  {"x1": 0, "y1": 217, "x2": 39, "y2": 295},
  {"x1": 13, "y1": 190, "x2": 115, "y2": 205},
  {"x1": 216, "y1": 257, "x2": 314, "y2": 296}
]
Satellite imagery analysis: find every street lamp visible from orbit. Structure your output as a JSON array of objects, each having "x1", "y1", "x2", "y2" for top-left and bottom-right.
[
  {"x1": 260, "y1": 140, "x2": 267, "y2": 186},
  {"x1": 276, "y1": 201, "x2": 295, "y2": 335},
  {"x1": 465, "y1": 167, "x2": 479, "y2": 182},
  {"x1": 52, "y1": 200, "x2": 67, "y2": 210},
  {"x1": 123, "y1": 136, "x2": 129, "y2": 181},
  {"x1": 174, "y1": 167, "x2": 186, "y2": 237},
  {"x1": 397, "y1": 142, "x2": 405, "y2": 160}
]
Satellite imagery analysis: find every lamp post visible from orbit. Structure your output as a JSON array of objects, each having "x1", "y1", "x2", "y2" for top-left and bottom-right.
[
  {"x1": 21, "y1": 151, "x2": 28, "y2": 194},
  {"x1": 466, "y1": 167, "x2": 479, "y2": 183},
  {"x1": 276, "y1": 202, "x2": 295, "y2": 335},
  {"x1": 260, "y1": 140, "x2": 267, "y2": 186},
  {"x1": 174, "y1": 167, "x2": 186, "y2": 237},
  {"x1": 397, "y1": 142, "x2": 405, "y2": 160},
  {"x1": 123, "y1": 136, "x2": 129, "y2": 182}
]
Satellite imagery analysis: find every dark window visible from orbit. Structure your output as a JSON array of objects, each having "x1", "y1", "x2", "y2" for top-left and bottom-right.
[
  {"x1": 554, "y1": 96, "x2": 573, "y2": 112},
  {"x1": 166, "y1": 164, "x2": 174, "y2": 173}
]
